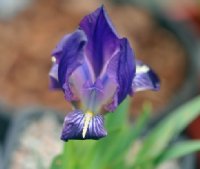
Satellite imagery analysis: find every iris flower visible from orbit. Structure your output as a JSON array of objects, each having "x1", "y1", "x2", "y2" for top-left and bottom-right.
[{"x1": 49, "y1": 6, "x2": 160, "y2": 141}]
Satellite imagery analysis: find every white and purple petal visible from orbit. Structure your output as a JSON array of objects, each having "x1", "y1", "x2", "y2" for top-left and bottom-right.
[
  {"x1": 61, "y1": 110, "x2": 107, "y2": 141},
  {"x1": 132, "y1": 61, "x2": 160, "y2": 92}
]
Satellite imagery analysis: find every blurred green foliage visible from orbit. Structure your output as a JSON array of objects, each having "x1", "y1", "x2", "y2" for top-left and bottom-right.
[{"x1": 50, "y1": 96, "x2": 200, "y2": 169}]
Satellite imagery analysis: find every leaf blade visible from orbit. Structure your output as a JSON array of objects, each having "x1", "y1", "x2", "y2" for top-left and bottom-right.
[
  {"x1": 156, "y1": 141, "x2": 200, "y2": 164},
  {"x1": 133, "y1": 96, "x2": 200, "y2": 166}
]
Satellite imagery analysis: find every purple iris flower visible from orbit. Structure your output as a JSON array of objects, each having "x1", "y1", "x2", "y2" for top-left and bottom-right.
[{"x1": 49, "y1": 6, "x2": 160, "y2": 141}]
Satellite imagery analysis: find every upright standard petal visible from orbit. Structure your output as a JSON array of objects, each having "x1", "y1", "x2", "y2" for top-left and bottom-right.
[
  {"x1": 116, "y1": 38, "x2": 136, "y2": 104},
  {"x1": 57, "y1": 30, "x2": 87, "y2": 101},
  {"x1": 95, "y1": 38, "x2": 136, "y2": 112},
  {"x1": 51, "y1": 33, "x2": 74, "y2": 62},
  {"x1": 132, "y1": 61, "x2": 160, "y2": 92},
  {"x1": 79, "y1": 5, "x2": 120, "y2": 77},
  {"x1": 68, "y1": 62, "x2": 96, "y2": 105},
  {"x1": 50, "y1": 30, "x2": 87, "y2": 91}
]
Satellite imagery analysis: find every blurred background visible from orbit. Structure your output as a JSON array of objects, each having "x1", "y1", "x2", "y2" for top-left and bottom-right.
[{"x1": 0, "y1": 0, "x2": 200, "y2": 169}]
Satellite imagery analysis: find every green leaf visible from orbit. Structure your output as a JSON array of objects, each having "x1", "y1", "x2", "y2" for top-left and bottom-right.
[
  {"x1": 86, "y1": 99, "x2": 130, "y2": 169},
  {"x1": 50, "y1": 154, "x2": 63, "y2": 169},
  {"x1": 133, "y1": 96, "x2": 200, "y2": 166},
  {"x1": 105, "y1": 98, "x2": 131, "y2": 130},
  {"x1": 98, "y1": 101, "x2": 151, "y2": 169},
  {"x1": 156, "y1": 141, "x2": 200, "y2": 164},
  {"x1": 75, "y1": 140, "x2": 97, "y2": 169},
  {"x1": 112, "y1": 102, "x2": 151, "y2": 160}
]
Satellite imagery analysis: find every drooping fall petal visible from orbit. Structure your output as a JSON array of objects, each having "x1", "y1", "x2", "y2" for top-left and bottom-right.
[
  {"x1": 61, "y1": 110, "x2": 107, "y2": 141},
  {"x1": 132, "y1": 61, "x2": 160, "y2": 92}
]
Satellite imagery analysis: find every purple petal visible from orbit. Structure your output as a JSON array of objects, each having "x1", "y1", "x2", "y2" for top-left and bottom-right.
[
  {"x1": 99, "y1": 46, "x2": 121, "y2": 111},
  {"x1": 80, "y1": 78, "x2": 117, "y2": 112},
  {"x1": 79, "y1": 5, "x2": 120, "y2": 77},
  {"x1": 132, "y1": 61, "x2": 160, "y2": 92},
  {"x1": 49, "y1": 63, "x2": 61, "y2": 89},
  {"x1": 68, "y1": 62, "x2": 95, "y2": 102},
  {"x1": 49, "y1": 76, "x2": 61, "y2": 89},
  {"x1": 61, "y1": 110, "x2": 107, "y2": 141},
  {"x1": 51, "y1": 33, "x2": 73, "y2": 62},
  {"x1": 57, "y1": 30, "x2": 88, "y2": 101},
  {"x1": 94, "y1": 38, "x2": 136, "y2": 112},
  {"x1": 116, "y1": 38, "x2": 136, "y2": 104}
]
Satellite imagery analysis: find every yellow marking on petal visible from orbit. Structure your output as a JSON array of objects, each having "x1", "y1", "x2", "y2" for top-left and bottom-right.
[
  {"x1": 51, "y1": 56, "x2": 56, "y2": 63},
  {"x1": 82, "y1": 111, "x2": 93, "y2": 138}
]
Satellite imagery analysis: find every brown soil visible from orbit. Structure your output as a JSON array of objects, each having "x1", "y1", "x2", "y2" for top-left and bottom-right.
[{"x1": 0, "y1": 0, "x2": 187, "y2": 116}]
